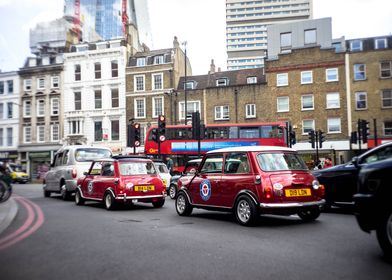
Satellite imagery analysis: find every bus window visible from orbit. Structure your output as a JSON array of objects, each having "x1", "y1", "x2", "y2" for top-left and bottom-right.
[
  {"x1": 261, "y1": 125, "x2": 283, "y2": 138},
  {"x1": 239, "y1": 127, "x2": 259, "y2": 138},
  {"x1": 206, "y1": 127, "x2": 229, "y2": 139},
  {"x1": 229, "y1": 127, "x2": 238, "y2": 139}
]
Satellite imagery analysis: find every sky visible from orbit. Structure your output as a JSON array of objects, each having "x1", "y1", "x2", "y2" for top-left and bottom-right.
[{"x1": 0, "y1": 0, "x2": 391, "y2": 75}]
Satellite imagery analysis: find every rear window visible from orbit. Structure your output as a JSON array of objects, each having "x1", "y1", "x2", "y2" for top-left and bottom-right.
[
  {"x1": 119, "y1": 161, "x2": 157, "y2": 176},
  {"x1": 75, "y1": 148, "x2": 112, "y2": 162},
  {"x1": 156, "y1": 163, "x2": 169, "y2": 174},
  {"x1": 256, "y1": 152, "x2": 308, "y2": 171}
]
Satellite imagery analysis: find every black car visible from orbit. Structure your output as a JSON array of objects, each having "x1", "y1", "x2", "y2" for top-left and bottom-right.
[
  {"x1": 167, "y1": 159, "x2": 201, "y2": 199},
  {"x1": 353, "y1": 157, "x2": 392, "y2": 258},
  {"x1": 313, "y1": 142, "x2": 392, "y2": 208}
]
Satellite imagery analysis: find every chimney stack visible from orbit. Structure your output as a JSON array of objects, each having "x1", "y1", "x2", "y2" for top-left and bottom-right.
[{"x1": 209, "y1": 59, "x2": 215, "y2": 74}]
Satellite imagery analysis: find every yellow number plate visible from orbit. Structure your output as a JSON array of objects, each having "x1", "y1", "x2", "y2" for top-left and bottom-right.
[
  {"x1": 285, "y1": 189, "x2": 311, "y2": 197},
  {"x1": 134, "y1": 185, "x2": 155, "y2": 192}
]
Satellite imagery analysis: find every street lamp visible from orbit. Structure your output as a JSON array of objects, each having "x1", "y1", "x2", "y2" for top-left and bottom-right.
[{"x1": 182, "y1": 41, "x2": 187, "y2": 125}]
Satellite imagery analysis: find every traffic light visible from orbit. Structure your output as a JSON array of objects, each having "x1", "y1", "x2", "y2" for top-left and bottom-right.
[
  {"x1": 158, "y1": 115, "x2": 166, "y2": 142},
  {"x1": 134, "y1": 123, "x2": 140, "y2": 147},
  {"x1": 289, "y1": 131, "x2": 296, "y2": 147},
  {"x1": 127, "y1": 124, "x2": 135, "y2": 147},
  {"x1": 360, "y1": 119, "x2": 370, "y2": 143},
  {"x1": 308, "y1": 130, "x2": 315, "y2": 149},
  {"x1": 151, "y1": 128, "x2": 158, "y2": 143},
  {"x1": 318, "y1": 130, "x2": 325, "y2": 148},
  {"x1": 350, "y1": 131, "x2": 358, "y2": 144},
  {"x1": 192, "y1": 112, "x2": 201, "y2": 140}
]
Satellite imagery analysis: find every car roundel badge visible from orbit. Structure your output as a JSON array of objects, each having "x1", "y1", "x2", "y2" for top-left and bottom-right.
[{"x1": 200, "y1": 179, "x2": 211, "y2": 201}]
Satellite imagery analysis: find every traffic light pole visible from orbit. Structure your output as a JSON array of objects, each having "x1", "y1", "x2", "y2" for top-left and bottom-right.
[{"x1": 357, "y1": 119, "x2": 362, "y2": 152}]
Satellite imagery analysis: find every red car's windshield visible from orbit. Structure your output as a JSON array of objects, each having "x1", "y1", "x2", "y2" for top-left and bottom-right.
[{"x1": 119, "y1": 162, "x2": 157, "y2": 175}]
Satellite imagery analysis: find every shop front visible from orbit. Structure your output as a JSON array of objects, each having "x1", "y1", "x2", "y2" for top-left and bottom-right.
[{"x1": 29, "y1": 151, "x2": 51, "y2": 183}]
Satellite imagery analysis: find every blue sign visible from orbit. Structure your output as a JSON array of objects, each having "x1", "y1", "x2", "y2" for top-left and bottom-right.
[
  {"x1": 200, "y1": 179, "x2": 212, "y2": 201},
  {"x1": 172, "y1": 141, "x2": 258, "y2": 153}
]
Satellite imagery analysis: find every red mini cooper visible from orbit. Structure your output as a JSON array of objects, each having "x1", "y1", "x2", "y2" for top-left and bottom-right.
[
  {"x1": 75, "y1": 157, "x2": 166, "y2": 210},
  {"x1": 175, "y1": 146, "x2": 325, "y2": 226}
]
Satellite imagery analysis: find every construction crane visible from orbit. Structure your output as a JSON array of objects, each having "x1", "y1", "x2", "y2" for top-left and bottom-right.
[
  {"x1": 122, "y1": 0, "x2": 128, "y2": 39},
  {"x1": 74, "y1": 0, "x2": 81, "y2": 42}
]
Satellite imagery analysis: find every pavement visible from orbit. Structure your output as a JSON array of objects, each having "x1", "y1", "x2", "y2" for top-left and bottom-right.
[{"x1": 0, "y1": 197, "x2": 18, "y2": 235}]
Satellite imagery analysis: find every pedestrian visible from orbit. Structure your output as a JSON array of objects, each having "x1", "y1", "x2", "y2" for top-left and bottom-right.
[
  {"x1": 324, "y1": 157, "x2": 333, "y2": 168},
  {"x1": 166, "y1": 156, "x2": 174, "y2": 174}
]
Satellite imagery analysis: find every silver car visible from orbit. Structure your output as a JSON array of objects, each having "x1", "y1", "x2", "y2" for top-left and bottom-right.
[{"x1": 43, "y1": 145, "x2": 112, "y2": 200}]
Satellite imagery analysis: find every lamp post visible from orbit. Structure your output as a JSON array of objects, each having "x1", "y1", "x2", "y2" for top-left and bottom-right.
[{"x1": 182, "y1": 41, "x2": 187, "y2": 125}]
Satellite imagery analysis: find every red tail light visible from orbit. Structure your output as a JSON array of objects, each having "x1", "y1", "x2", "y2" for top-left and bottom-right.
[
  {"x1": 319, "y1": 184, "x2": 325, "y2": 197},
  {"x1": 264, "y1": 185, "x2": 273, "y2": 200},
  {"x1": 72, "y1": 168, "x2": 77, "y2": 178}
]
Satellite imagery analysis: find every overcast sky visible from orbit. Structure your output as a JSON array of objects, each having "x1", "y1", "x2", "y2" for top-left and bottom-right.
[{"x1": 0, "y1": 0, "x2": 391, "y2": 75}]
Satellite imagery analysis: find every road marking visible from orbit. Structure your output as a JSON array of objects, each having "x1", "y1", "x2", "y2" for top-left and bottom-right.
[{"x1": 0, "y1": 196, "x2": 45, "y2": 250}]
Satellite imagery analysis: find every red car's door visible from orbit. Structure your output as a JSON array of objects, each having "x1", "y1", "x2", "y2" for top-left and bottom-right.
[
  {"x1": 188, "y1": 154, "x2": 223, "y2": 206},
  {"x1": 96, "y1": 161, "x2": 117, "y2": 199}
]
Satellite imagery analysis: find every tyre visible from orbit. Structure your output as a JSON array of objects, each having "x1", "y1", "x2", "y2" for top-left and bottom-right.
[
  {"x1": 152, "y1": 199, "x2": 165, "y2": 208},
  {"x1": 298, "y1": 207, "x2": 321, "y2": 222},
  {"x1": 175, "y1": 192, "x2": 193, "y2": 216},
  {"x1": 43, "y1": 187, "x2": 51, "y2": 198},
  {"x1": 0, "y1": 180, "x2": 12, "y2": 202},
  {"x1": 104, "y1": 191, "x2": 117, "y2": 210},
  {"x1": 234, "y1": 195, "x2": 258, "y2": 226},
  {"x1": 168, "y1": 184, "x2": 177, "y2": 199},
  {"x1": 60, "y1": 183, "x2": 71, "y2": 201},
  {"x1": 75, "y1": 189, "x2": 85, "y2": 206},
  {"x1": 376, "y1": 210, "x2": 392, "y2": 259}
]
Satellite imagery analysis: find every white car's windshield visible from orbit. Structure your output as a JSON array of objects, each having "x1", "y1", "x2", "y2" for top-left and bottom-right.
[{"x1": 75, "y1": 148, "x2": 111, "y2": 162}]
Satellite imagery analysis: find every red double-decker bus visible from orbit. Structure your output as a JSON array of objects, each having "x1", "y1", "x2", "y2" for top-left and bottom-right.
[{"x1": 144, "y1": 122, "x2": 289, "y2": 174}]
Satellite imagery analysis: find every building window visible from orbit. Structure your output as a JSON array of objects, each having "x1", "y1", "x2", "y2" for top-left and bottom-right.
[
  {"x1": 69, "y1": 120, "x2": 81, "y2": 135},
  {"x1": 152, "y1": 73, "x2": 163, "y2": 90},
  {"x1": 354, "y1": 64, "x2": 366, "y2": 80},
  {"x1": 7, "y1": 80, "x2": 13, "y2": 93},
  {"x1": 24, "y1": 79, "x2": 32, "y2": 91},
  {"x1": 37, "y1": 126, "x2": 45, "y2": 142},
  {"x1": 304, "y1": 29, "x2": 316, "y2": 45},
  {"x1": 23, "y1": 100, "x2": 31, "y2": 117},
  {"x1": 51, "y1": 124, "x2": 59, "y2": 141},
  {"x1": 94, "y1": 90, "x2": 102, "y2": 109},
  {"x1": 215, "y1": 105, "x2": 229, "y2": 120},
  {"x1": 245, "y1": 104, "x2": 256, "y2": 118},
  {"x1": 328, "y1": 118, "x2": 341, "y2": 133},
  {"x1": 380, "y1": 61, "x2": 391, "y2": 78},
  {"x1": 24, "y1": 126, "x2": 31, "y2": 143},
  {"x1": 179, "y1": 101, "x2": 200, "y2": 120},
  {"x1": 277, "y1": 73, "x2": 288, "y2": 87},
  {"x1": 154, "y1": 55, "x2": 164, "y2": 64},
  {"x1": 184, "y1": 81, "x2": 195, "y2": 90},
  {"x1": 326, "y1": 93, "x2": 340, "y2": 109},
  {"x1": 384, "y1": 121, "x2": 392, "y2": 136},
  {"x1": 375, "y1": 38, "x2": 387, "y2": 49},
  {"x1": 111, "y1": 120, "x2": 119, "y2": 141},
  {"x1": 0, "y1": 128, "x2": 3, "y2": 146},
  {"x1": 134, "y1": 98, "x2": 146, "y2": 119},
  {"x1": 277, "y1": 96, "x2": 289, "y2": 112},
  {"x1": 326, "y1": 68, "x2": 339, "y2": 82},
  {"x1": 94, "y1": 121, "x2": 103, "y2": 141},
  {"x1": 332, "y1": 42, "x2": 343, "y2": 52},
  {"x1": 94, "y1": 62, "x2": 101, "y2": 79},
  {"x1": 74, "y1": 92, "x2": 81, "y2": 111},
  {"x1": 37, "y1": 78, "x2": 45, "y2": 90},
  {"x1": 301, "y1": 71, "x2": 313, "y2": 84},
  {"x1": 216, "y1": 78, "x2": 228, "y2": 86},
  {"x1": 136, "y1": 58, "x2": 146, "y2": 67},
  {"x1": 0, "y1": 103, "x2": 3, "y2": 119},
  {"x1": 111, "y1": 60, "x2": 118, "y2": 77},
  {"x1": 37, "y1": 100, "x2": 45, "y2": 117},
  {"x1": 0, "y1": 81, "x2": 3, "y2": 94},
  {"x1": 74, "y1": 64, "x2": 81, "y2": 81},
  {"x1": 6, "y1": 128, "x2": 12, "y2": 146},
  {"x1": 355, "y1": 92, "x2": 367, "y2": 110},
  {"x1": 153, "y1": 96, "x2": 164, "y2": 118},
  {"x1": 381, "y1": 89, "x2": 392, "y2": 108},
  {"x1": 301, "y1": 95, "x2": 314, "y2": 110},
  {"x1": 51, "y1": 98, "x2": 59, "y2": 116},
  {"x1": 134, "y1": 75, "x2": 145, "y2": 91},
  {"x1": 51, "y1": 76, "x2": 60, "y2": 88},
  {"x1": 7, "y1": 103, "x2": 13, "y2": 119},
  {"x1": 302, "y1": 120, "x2": 315, "y2": 134},
  {"x1": 350, "y1": 40, "x2": 363, "y2": 52},
  {"x1": 280, "y1": 32, "x2": 292, "y2": 51},
  {"x1": 247, "y1": 77, "x2": 257, "y2": 84},
  {"x1": 111, "y1": 88, "x2": 119, "y2": 108}
]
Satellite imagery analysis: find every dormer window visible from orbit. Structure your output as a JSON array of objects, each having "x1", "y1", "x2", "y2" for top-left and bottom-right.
[
  {"x1": 247, "y1": 77, "x2": 257, "y2": 84},
  {"x1": 216, "y1": 78, "x2": 228, "y2": 86},
  {"x1": 110, "y1": 41, "x2": 121, "y2": 48},
  {"x1": 184, "y1": 81, "x2": 195, "y2": 90},
  {"x1": 375, "y1": 38, "x2": 387, "y2": 49},
  {"x1": 154, "y1": 55, "x2": 164, "y2": 64},
  {"x1": 350, "y1": 40, "x2": 363, "y2": 52},
  {"x1": 137, "y1": 58, "x2": 146, "y2": 67},
  {"x1": 76, "y1": 45, "x2": 88, "y2": 52}
]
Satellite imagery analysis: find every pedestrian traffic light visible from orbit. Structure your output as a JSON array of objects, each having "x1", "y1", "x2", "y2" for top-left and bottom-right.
[
  {"x1": 158, "y1": 115, "x2": 166, "y2": 142},
  {"x1": 360, "y1": 119, "x2": 370, "y2": 143},
  {"x1": 308, "y1": 130, "x2": 315, "y2": 149},
  {"x1": 318, "y1": 130, "x2": 325, "y2": 148},
  {"x1": 350, "y1": 131, "x2": 358, "y2": 144},
  {"x1": 192, "y1": 112, "x2": 201, "y2": 140},
  {"x1": 134, "y1": 123, "x2": 140, "y2": 147}
]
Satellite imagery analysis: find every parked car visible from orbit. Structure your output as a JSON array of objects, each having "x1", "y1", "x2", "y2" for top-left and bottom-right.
[
  {"x1": 175, "y1": 146, "x2": 325, "y2": 226},
  {"x1": 353, "y1": 157, "x2": 392, "y2": 258},
  {"x1": 313, "y1": 142, "x2": 392, "y2": 209},
  {"x1": 75, "y1": 157, "x2": 166, "y2": 210},
  {"x1": 6, "y1": 163, "x2": 29, "y2": 184},
  {"x1": 153, "y1": 161, "x2": 172, "y2": 193},
  {"x1": 43, "y1": 145, "x2": 112, "y2": 200},
  {"x1": 168, "y1": 158, "x2": 202, "y2": 199}
]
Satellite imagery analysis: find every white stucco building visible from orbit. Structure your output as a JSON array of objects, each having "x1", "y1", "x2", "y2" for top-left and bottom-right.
[{"x1": 63, "y1": 39, "x2": 128, "y2": 154}]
